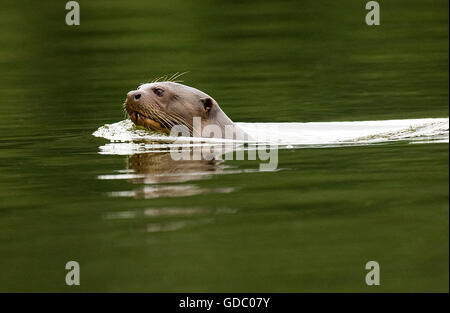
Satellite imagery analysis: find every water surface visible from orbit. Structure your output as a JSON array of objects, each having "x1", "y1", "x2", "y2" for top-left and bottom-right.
[{"x1": 0, "y1": 0, "x2": 448, "y2": 292}]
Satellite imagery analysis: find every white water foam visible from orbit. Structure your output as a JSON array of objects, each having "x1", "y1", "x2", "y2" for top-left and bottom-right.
[{"x1": 93, "y1": 118, "x2": 449, "y2": 155}]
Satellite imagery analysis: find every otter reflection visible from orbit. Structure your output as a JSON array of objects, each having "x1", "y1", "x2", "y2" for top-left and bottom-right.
[
  {"x1": 106, "y1": 152, "x2": 235, "y2": 199},
  {"x1": 127, "y1": 152, "x2": 229, "y2": 184}
]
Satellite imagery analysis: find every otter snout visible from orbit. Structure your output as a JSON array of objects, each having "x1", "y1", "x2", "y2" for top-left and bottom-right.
[{"x1": 127, "y1": 90, "x2": 142, "y2": 103}]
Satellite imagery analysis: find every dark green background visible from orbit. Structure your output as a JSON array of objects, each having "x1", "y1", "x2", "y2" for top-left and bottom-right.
[{"x1": 0, "y1": 0, "x2": 448, "y2": 292}]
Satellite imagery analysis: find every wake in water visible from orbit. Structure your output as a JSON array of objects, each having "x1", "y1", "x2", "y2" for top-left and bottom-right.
[
  {"x1": 93, "y1": 117, "x2": 448, "y2": 201},
  {"x1": 93, "y1": 118, "x2": 448, "y2": 155}
]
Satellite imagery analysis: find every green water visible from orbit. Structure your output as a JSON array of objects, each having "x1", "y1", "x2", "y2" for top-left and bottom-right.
[{"x1": 0, "y1": 0, "x2": 448, "y2": 292}]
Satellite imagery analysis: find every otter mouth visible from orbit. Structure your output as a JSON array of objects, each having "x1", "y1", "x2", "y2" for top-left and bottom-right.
[{"x1": 129, "y1": 110, "x2": 171, "y2": 134}]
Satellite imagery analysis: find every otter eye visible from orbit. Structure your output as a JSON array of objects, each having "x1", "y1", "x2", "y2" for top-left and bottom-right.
[{"x1": 153, "y1": 88, "x2": 164, "y2": 97}]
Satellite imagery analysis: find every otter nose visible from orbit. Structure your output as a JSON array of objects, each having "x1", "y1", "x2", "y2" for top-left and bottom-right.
[{"x1": 127, "y1": 91, "x2": 142, "y2": 102}]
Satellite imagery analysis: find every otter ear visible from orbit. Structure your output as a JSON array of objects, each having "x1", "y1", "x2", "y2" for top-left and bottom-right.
[{"x1": 200, "y1": 97, "x2": 214, "y2": 113}]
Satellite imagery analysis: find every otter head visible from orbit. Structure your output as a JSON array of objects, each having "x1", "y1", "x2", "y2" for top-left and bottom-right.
[{"x1": 124, "y1": 82, "x2": 221, "y2": 135}]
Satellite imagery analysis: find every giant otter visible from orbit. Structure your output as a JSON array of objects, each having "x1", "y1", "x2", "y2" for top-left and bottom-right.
[{"x1": 124, "y1": 82, "x2": 249, "y2": 140}]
